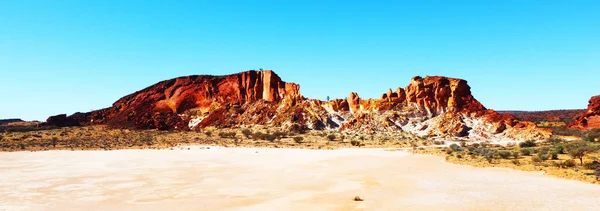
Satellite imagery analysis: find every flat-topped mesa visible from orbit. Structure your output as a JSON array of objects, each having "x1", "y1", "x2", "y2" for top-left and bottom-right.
[{"x1": 568, "y1": 95, "x2": 600, "y2": 130}]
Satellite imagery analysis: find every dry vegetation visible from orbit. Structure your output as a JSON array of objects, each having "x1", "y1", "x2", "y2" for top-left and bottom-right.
[
  {"x1": 415, "y1": 134, "x2": 600, "y2": 184},
  {"x1": 0, "y1": 124, "x2": 440, "y2": 152},
  {"x1": 2, "y1": 123, "x2": 599, "y2": 184}
]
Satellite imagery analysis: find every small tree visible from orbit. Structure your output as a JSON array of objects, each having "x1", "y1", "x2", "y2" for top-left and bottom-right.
[
  {"x1": 565, "y1": 140, "x2": 598, "y2": 165},
  {"x1": 519, "y1": 140, "x2": 537, "y2": 148}
]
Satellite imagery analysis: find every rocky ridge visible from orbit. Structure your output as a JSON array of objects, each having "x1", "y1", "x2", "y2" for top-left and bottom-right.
[
  {"x1": 568, "y1": 95, "x2": 600, "y2": 130},
  {"x1": 49, "y1": 70, "x2": 550, "y2": 141}
]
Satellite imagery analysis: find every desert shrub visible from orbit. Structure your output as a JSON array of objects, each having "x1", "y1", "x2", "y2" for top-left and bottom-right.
[
  {"x1": 50, "y1": 137, "x2": 58, "y2": 148},
  {"x1": 547, "y1": 137, "x2": 564, "y2": 145},
  {"x1": 327, "y1": 134, "x2": 336, "y2": 141},
  {"x1": 449, "y1": 143, "x2": 462, "y2": 152},
  {"x1": 265, "y1": 134, "x2": 277, "y2": 142},
  {"x1": 218, "y1": 132, "x2": 236, "y2": 139},
  {"x1": 351, "y1": 140, "x2": 361, "y2": 147},
  {"x1": 583, "y1": 161, "x2": 600, "y2": 170},
  {"x1": 467, "y1": 146, "x2": 476, "y2": 153},
  {"x1": 272, "y1": 131, "x2": 287, "y2": 140},
  {"x1": 554, "y1": 144, "x2": 565, "y2": 154},
  {"x1": 512, "y1": 151, "x2": 521, "y2": 159},
  {"x1": 537, "y1": 153, "x2": 550, "y2": 161},
  {"x1": 472, "y1": 143, "x2": 480, "y2": 148},
  {"x1": 460, "y1": 141, "x2": 467, "y2": 147},
  {"x1": 551, "y1": 127, "x2": 583, "y2": 137},
  {"x1": 293, "y1": 136, "x2": 304, "y2": 144},
  {"x1": 539, "y1": 147, "x2": 550, "y2": 155},
  {"x1": 512, "y1": 159, "x2": 521, "y2": 165},
  {"x1": 566, "y1": 140, "x2": 598, "y2": 165},
  {"x1": 519, "y1": 140, "x2": 537, "y2": 148},
  {"x1": 561, "y1": 159, "x2": 577, "y2": 168},
  {"x1": 531, "y1": 156, "x2": 543, "y2": 163},
  {"x1": 446, "y1": 148, "x2": 454, "y2": 155},
  {"x1": 498, "y1": 150, "x2": 511, "y2": 159},
  {"x1": 550, "y1": 151, "x2": 559, "y2": 160},
  {"x1": 204, "y1": 131, "x2": 212, "y2": 137},
  {"x1": 475, "y1": 149, "x2": 496, "y2": 163},
  {"x1": 252, "y1": 132, "x2": 265, "y2": 140},
  {"x1": 520, "y1": 148, "x2": 532, "y2": 156},
  {"x1": 585, "y1": 129, "x2": 600, "y2": 142},
  {"x1": 456, "y1": 154, "x2": 463, "y2": 159},
  {"x1": 434, "y1": 140, "x2": 445, "y2": 145},
  {"x1": 241, "y1": 129, "x2": 253, "y2": 138}
]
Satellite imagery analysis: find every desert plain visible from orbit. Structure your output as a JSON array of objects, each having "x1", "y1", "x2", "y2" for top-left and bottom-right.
[{"x1": 2, "y1": 146, "x2": 600, "y2": 211}]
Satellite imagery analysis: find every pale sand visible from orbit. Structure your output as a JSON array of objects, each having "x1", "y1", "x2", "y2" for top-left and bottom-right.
[{"x1": 1, "y1": 147, "x2": 599, "y2": 211}]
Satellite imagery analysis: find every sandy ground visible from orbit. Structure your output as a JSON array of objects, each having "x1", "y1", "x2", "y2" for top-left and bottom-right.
[{"x1": 1, "y1": 147, "x2": 600, "y2": 211}]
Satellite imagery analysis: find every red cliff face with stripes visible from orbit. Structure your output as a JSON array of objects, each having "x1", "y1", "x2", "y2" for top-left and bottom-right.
[
  {"x1": 52, "y1": 70, "x2": 550, "y2": 141},
  {"x1": 568, "y1": 95, "x2": 600, "y2": 130},
  {"x1": 75, "y1": 70, "x2": 302, "y2": 130}
]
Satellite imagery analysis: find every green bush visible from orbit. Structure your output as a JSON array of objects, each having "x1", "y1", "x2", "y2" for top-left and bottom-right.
[
  {"x1": 531, "y1": 156, "x2": 543, "y2": 163},
  {"x1": 327, "y1": 134, "x2": 336, "y2": 141},
  {"x1": 554, "y1": 144, "x2": 565, "y2": 154},
  {"x1": 561, "y1": 159, "x2": 577, "y2": 168},
  {"x1": 512, "y1": 151, "x2": 521, "y2": 159},
  {"x1": 449, "y1": 143, "x2": 462, "y2": 152},
  {"x1": 583, "y1": 161, "x2": 600, "y2": 170},
  {"x1": 498, "y1": 150, "x2": 512, "y2": 159},
  {"x1": 520, "y1": 148, "x2": 532, "y2": 156},
  {"x1": 537, "y1": 153, "x2": 549, "y2": 161},
  {"x1": 519, "y1": 140, "x2": 537, "y2": 148},
  {"x1": 550, "y1": 151, "x2": 559, "y2": 160}
]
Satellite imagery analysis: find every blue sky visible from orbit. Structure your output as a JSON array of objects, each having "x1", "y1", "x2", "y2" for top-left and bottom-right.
[{"x1": 1, "y1": 0, "x2": 599, "y2": 121}]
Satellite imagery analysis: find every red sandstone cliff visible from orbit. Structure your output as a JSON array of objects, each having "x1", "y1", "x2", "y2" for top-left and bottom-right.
[
  {"x1": 568, "y1": 95, "x2": 600, "y2": 130},
  {"x1": 78, "y1": 70, "x2": 302, "y2": 129},
  {"x1": 50, "y1": 70, "x2": 549, "y2": 140}
]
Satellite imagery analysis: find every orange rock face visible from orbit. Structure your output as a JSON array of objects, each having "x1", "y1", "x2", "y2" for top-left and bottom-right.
[
  {"x1": 77, "y1": 70, "x2": 302, "y2": 129},
  {"x1": 51, "y1": 70, "x2": 548, "y2": 140},
  {"x1": 568, "y1": 95, "x2": 600, "y2": 130}
]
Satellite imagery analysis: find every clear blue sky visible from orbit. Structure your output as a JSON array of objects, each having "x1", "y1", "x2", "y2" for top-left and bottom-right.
[{"x1": 1, "y1": 0, "x2": 599, "y2": 121}]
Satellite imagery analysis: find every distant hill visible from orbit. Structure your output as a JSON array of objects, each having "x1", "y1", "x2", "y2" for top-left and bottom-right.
[
  {"x1": 0, "y1": 119, "x2": 24, "y2": 125},
  {"x1": 499, "y1": 110, "x2": 584, "y2": 123}
]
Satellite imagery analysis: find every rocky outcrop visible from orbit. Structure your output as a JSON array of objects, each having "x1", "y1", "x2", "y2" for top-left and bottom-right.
[
  {"x1": 46, "y1": 114, "x2": 80, "y2": 127},
  {"x1": 67, "y1": 70, "x2": 302, "y2": 130},
  {"x1": 51, "y1": 70, "x2": 549, "y2": 141},
  {"x1": 568, "y1": 95, "x2": 600, "y2": 130}
]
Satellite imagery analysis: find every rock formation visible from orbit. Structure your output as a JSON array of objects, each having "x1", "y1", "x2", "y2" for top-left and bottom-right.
[
  {"x1": 50, "y1": 70, "x2": 550, "y2": 141},
  {"x1": 568, "y1": 95, "x2": 600, "y2": 130},
  {"x1": 46, "y1": 114, "x2": 80, "y2": 127}
]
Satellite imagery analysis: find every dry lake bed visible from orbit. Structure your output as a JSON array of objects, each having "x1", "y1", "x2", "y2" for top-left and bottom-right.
[{"x1": 1, "y1": 147, "x2": 600, "y2": 211}]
